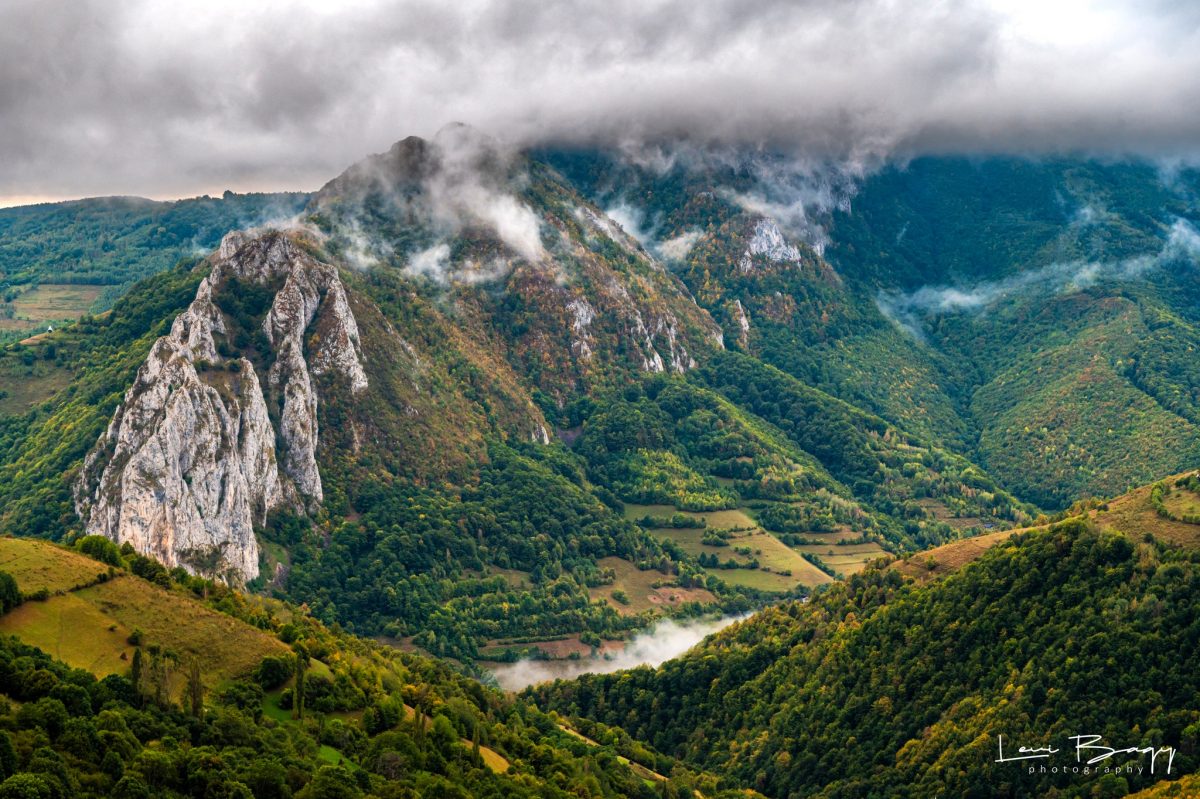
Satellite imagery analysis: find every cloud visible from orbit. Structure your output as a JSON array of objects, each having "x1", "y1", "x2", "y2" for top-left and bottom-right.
[
  {"x1": 877, "y1": 218, "x2": 1200, "y2": 338},
  {"x1": 314, "y1": 123, "x2": 546, "y2": 281},
  {"x1": 487, "y1": 614, "x2": 747, "y2": 691},
  {"x1": 658, "y1": 229, "x2": 702, "y2": 262},
  {"x1": 2, "y1": 0, "x2": 1200, "y2": 202},
  {"x1": 406, "y1": 242, "x2": 450, "y2": 278},
  {"x1": 422, "y1": 124, "x2": 547, "y2": 264}
]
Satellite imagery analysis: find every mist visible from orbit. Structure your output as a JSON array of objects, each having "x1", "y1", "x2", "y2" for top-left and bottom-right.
[
  {"x1": 877, "y1": 218, "x2": 1200, "y2": 339},
  {"x1": 487, "y1": 614, "x2": 748, "y2": 691},
  {"x1": 313, "y1": 124, "x2": 547, "y2": 281},
  {"x1": 4, "y1": 0, "x2": 1200, "y2": 203}
]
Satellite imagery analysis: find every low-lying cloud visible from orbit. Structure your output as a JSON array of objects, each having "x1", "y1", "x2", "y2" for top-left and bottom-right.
[
  {"x1": 878, "y1": 218, "x2": 1200, "y2": 339},
  {"x1": 3, "y1": 0, "x2": 1200, "y2": 203},
  {"x1": 488, "y1": 614, "x2": 747, "y2": 691},
  {"x1": 318, "y1": 124, "x2": 546, "y2": 280}
]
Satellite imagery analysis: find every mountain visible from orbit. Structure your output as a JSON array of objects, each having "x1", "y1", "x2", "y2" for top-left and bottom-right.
[
  {"x1": 528, "y1": 482, "x2": 1200, "y2": 797},
  {"x1": 0, "y1": 130, "x2": 1053, "y2": 664},
  {"x1": 538, "y1": 150, "x2": 1200, "y2": 508},
  {"x1": 310, "y1": 127, "x2": 723, "y2": 399},
  {"x1": 3, "y1": 132, "x2": 1200, "y2": 796},
  {"x1": 73, "y1": 230, "x2": 372, "y2": 583}
]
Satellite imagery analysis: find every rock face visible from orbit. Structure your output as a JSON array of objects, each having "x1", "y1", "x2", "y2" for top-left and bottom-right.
[
  {"x1": 74, "y1": 231, "x2": 368, "y2": 584},
  {"x1": 738, "y1": 218, "x2": 803, "y2": 273}
]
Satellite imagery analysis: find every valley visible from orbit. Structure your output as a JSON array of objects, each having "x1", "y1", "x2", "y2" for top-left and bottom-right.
[
  {"x1": 0, "y1": 142, "x2": 1198, "y2": 798},
  {"x1": 4, "y1": 0, "x2": 1199, "y2": 795}
]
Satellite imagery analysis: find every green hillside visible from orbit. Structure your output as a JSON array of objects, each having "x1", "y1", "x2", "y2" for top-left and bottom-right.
[
  {"x1": 530, "y1": 515, "x2": 1200, "y2": 798},
  {"x1": 0, "y1": 536, "x2": 743, "y2": 798},
  {"x1": 539, "y1": 151, "x2": 1200, "y2": 508}
]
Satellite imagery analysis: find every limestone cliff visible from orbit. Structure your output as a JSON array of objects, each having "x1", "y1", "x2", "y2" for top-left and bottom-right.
[{"x1": 74, "y1": 230, "x2": 367, "y2": 584}]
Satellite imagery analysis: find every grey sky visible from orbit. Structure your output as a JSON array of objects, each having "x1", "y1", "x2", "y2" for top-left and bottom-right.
[{"x1": 2, "y1": 0, "x2": 1199, "y2": 205}]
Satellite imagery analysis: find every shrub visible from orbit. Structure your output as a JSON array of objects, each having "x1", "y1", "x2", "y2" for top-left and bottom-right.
[{"x1": 255, "y1": 655, "x2": 295, "y2": 690}]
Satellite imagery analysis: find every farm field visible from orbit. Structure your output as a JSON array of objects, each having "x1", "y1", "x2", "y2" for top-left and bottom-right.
[
  {"x1": 622, "y1": 503, "x2": 757, "y2": 530},
  {"x1": 624, "y1": 502, "x2": 837, "y2": 591},
  {"x1": 1, "y1": 283, "x2": 105, "y2": 337},
  {"x1": 587, "y1": 555, "x2": 718, "y2": 615},
  {"x1": 792, "y1": 541, "x2": 889, "y2": 575},
  {"x1": 11, "y1": 283, "x2": 104, "y2": 320}
]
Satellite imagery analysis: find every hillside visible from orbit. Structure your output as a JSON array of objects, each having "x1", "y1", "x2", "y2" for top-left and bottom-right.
[
  {"x1": 0, "y1": 536, "x2": 287, "y2": 685},
  {"x1": 0, "y1": 135, "x2": 1054, "y2": 666},
  {"x1": 0, "y1": 535, "x2": 746, "y2": 798},
  {"x1": 891, "y1": 470, "x2": 1200, "y2": 582},
  {"x1": 539, "y1": 151, "x2": 1200, "y2": 508},
  {"x1": 529, "y1": 515, "x2": 1200, "y2": 798}
]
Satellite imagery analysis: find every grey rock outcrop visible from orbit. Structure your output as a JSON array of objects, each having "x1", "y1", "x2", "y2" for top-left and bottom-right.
[{"x1": 74, "y1": 230, "x2": 368, "y2": 584}]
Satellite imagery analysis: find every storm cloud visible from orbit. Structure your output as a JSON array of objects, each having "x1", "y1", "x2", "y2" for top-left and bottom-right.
[{"x1": 3, "y1": 0, "x2": 1200, "y2": 203}]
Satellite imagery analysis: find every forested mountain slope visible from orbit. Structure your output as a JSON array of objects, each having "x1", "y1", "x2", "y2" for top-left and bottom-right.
[
  {"x1": 530, "y1": 514, "x2": 1200, "y2": 798},
  {"x1": 539, "y1": 151, "x2": 1200, "y2": 507}
]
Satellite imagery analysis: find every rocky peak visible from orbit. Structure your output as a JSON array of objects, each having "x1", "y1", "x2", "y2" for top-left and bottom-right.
[{"x1": 74, "y1": 230, "x2": 368, "y2": 585}]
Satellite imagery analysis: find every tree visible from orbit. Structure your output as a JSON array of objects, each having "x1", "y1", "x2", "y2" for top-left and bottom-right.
[
  {"x1": 186, "y1": 659, "x2": 204, "y2": 718},
  {"x1": 294, "y1": 647, "x2": 310, "y2": 720},
  {"x1": 76, "y1": 535, "x2": 124, "y2": 567},
  {"x1": 0, "y1": 733, "x2": 15, "y2": 780},
  {"x1": 0, "y1": 572, "x2": 20, "y2": 614},
  {"x1": 101, "y1": 750, "x2": 124, "y2": 782},
  {"x1": 255, "y1": 655, "x2": 294, "y2": 689},
  {"x1": 129, "y1": 648, "x2": 144, "y2": 705},
  {"x1": 0, "y1": 774, "x2": 54, "y2": 799},
  {"x1": 297, "y1": 765, "x2": 361, "y2": 799}
]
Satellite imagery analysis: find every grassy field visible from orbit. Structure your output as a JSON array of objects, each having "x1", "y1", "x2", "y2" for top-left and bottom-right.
[
  {"x1": 1162, "y1": 487, "x2": 1200, "y2": 519},
  {"x1": 587, "y1": 556, "x2": 717, "y2": 615},
  {"x1": 624, "y1": 503, "x2": 836, "y2": 591},
  {"x1": 0, "y1": 366, "x2": 71, "y2": 415},
  {"x1": 0, "y1": 537, "x2": 288, "y2": 692},
  {"x1": 1093, "y1": 477, "x2": 1200, "y2": 548},
  {"x1": 76, "y1": 577, "x2": 290, "y2": 684},
  {"x1": 0, "y1": 591, "x2": 132, "y2": 674},
  {"x1": 0, "y1": 536, "x2": 110, "y2": 592},
  {"x1": 622, "y1": 503, "x2": 758, "y2": 530},
  {"x1": 11, "y1": 283, "x2": 104, "y2": 321},
  {"x1": 792, "y1": 541, "x2": 890, "y2": 576},
  {"x1": 486, "y1": 566, "x2": 532, "y2": 589},
  {"x1": 890, "y1": 529, "x2": 1028, "y2": 582}
]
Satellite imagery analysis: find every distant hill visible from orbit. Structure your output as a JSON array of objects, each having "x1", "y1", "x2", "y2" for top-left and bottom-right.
[
  {"x1": 0, "y1": 192, "x2": 308, "y2": 341},
  {"x1": 892, "y1": 469, "x2": 1200, "y2": 581}
]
